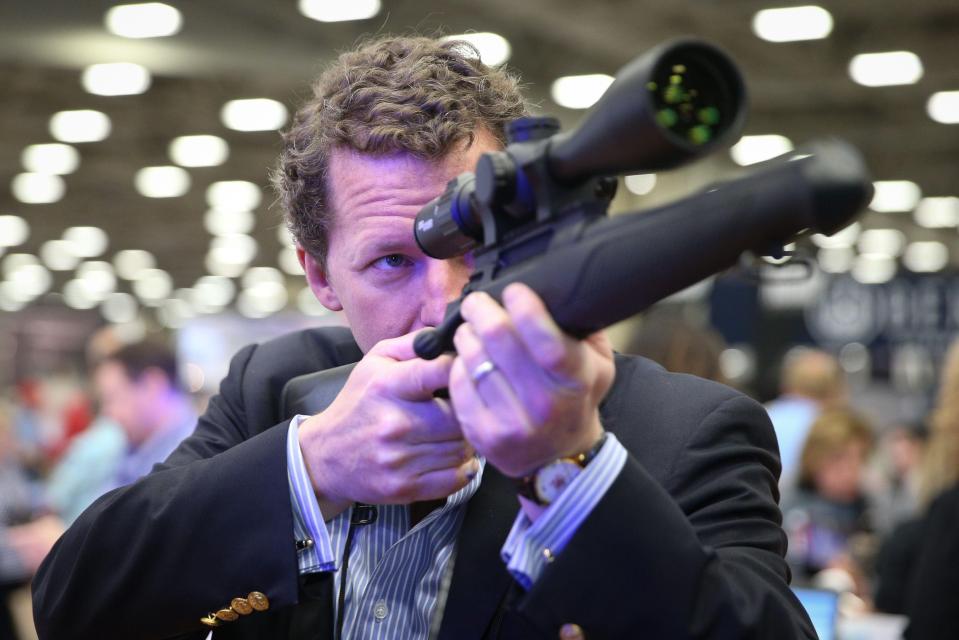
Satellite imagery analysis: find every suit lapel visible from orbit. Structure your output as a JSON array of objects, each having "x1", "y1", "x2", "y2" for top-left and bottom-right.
[{"x1": 436, "y1": 466, "x2": 517, "y2": 640}]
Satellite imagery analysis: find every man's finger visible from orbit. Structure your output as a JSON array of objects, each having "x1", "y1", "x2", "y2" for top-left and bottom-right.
[
  {"x1": 402, "y1": 397, "x2": 463, "y2": 443},
  {"x1": 388, "y1": 354, "x2": 455, "y2": 400},
  {"x1": 502, "y1": 283, "x2": 582, "y2": 382},
  {"x1": 407, "y1": 440, "x2": 475, "y2": 475},
  {"x1": 411, "y1": 458, "x2": 480, "y2": 501},
  {"x1": 369, "y1": 332, "x2": 419, "y2": 362}
]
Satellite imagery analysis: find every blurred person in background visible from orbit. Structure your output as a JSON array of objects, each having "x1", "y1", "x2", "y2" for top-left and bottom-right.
[
  {"x1": 92, "y1": 338, "x2": 196, "y2": 492},
  {"x1": 622, "y1": 309, "x2": 729, "y2": 384},
  {"x1": 781, "y1": 408, "x2": 874, "y2": 598},
  {"x1": 766, "y1": 348, "x2": 847, "y2": 487},
  {"x1": 45, "y1": 326, "x2": 128, "y2": 524},
  {"x1": 1, "y1": 400, "x2": 63, "y2": 640},
  {"x1": 874, "y1": 338, "x2": 959, "y2": 637},
  {"x1": 867, "y1": 420, "x2": 926, "y2": 538}
]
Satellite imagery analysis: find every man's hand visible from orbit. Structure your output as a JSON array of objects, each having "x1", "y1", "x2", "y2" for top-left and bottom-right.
[
  {"x1": 449, "y1": 283, "x2": 615, "y2": 479},
  {"x1": 298, "y1": 333, "x2": 478, "y2": 520},
  {"x1": 7, "y1": 515, "x2": 65, "y2": 575}
]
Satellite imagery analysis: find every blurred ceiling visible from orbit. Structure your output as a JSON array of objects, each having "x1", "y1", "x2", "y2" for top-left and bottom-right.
[{"x1": 0, "y1": 0, "x2": 957, "y2": 321}]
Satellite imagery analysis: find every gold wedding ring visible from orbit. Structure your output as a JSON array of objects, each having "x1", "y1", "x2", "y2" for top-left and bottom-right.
[{"x1": 470, "y1": 360, "x2": 497, "y2": 384}]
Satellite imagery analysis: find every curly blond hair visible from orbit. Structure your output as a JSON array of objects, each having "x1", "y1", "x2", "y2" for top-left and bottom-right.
[
  {"x1": 920, "y1": 338, "x2": 959, "y2": 504},
  {"x1": 272, "y1": 35, "x2": 529, "y2": 268}
]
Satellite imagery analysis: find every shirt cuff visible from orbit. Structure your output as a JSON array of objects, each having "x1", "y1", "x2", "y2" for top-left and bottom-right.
[
  {"x1": 500, "y1": 432, "x2": 628, "y2": 589},
  {"x1": 287, "y1": 415, "x2": 337, "y2": 574}
]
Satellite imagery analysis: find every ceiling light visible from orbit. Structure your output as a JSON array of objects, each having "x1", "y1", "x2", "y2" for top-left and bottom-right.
[
  {"x1": 63, "y1": 279, "x2": 98, "y2": 309},
  {"x1": 298, "y1": 0, "x2": 381, "y2": 22},
  {"x1": 730, "y1": 135, "x2": 793, "y2": 166},
  {"x1": 242, "y1": 266, "x2": 284, "y2": 289},
  {"x1": 114, "y1": 249, "x2": 156, "y2": 280},
  {"x1": 914, "y1": 196, "x2": 959, "y2": 228},
  {"x1": 858, "y1": 228, "x2": 905, "y2": 257},
  {"x1": 206, "y1": 180, "x2": 262, "y2": 211},
  {"x1": 442, "y1": 32, "x2": 512, "y2": 66},
  {"x1": 9, "y1": 263, "x2": 51, "y2": 299},
  {"x1": 852, "y1": 254, "x2": 896, "y2": 284},
  {"x1": 105, "y1": 3, "x2": 182, "y2": 38},
  {"x1": 158, "y1": 298, "x2": 194, "y2": 328},
  {"x1": 811, "y1": 221, "x2": 861, "y2": 248},
  {"x1": 927, "y1": 91, "x2": 959, "y2": 124},
  {"x1": 11, "y1": 173, "x2": 65, "y2": 204},
  {"x1": 278, "y1": 246, "x2": 303, "y2": 275},
  {"x1": 297, "y1": 286, "x2": 330, "y2": 316},
  {"x1": 135, "y1": 166, "x2": 191, "y2": 198},
  {"x1": 193, "y1": 275, "x2": 235, "y2": 308},
  {"x1": 41, "y1": 240, "x2": 81, "y2": 271},
  {"x1": 221, "y1": 99, "x2": 288, "y2": 132},
  {"x1": 204, "y1": 208, "x2": 255, "y2": 236},
  {"x1": 204, "y1": 253, "x2": 245, "y2": 278},
  {"x1": 21, "y1": 143, "x2": 80, "y2": 175},
  {"x1": 239, "y1": 282, "x2": 287, "y2": 316},
  {"x1": 208, "y1": 234, "x2": 257, "y2": 271},
  {"x1": 132, "y1": 268, "x2": 173, "y2": 304},
  {"x1": 904, "y1": 241, "x2": 949, "y2": 273},
  {"x1": 82, "y1": 62, "x2": 152, "y2": 96},
  {"x1": 101, "y1": 292, "x2": 139, "y2": 324},
  {"x1": 817, "y1": 247, "x2": 854, "y2": 273},
  {"x1": 624, "y1": 174, "x2": 657, "y2": 196},
  {"x1": 63, "y1": 226, "x2": 109, "y2": 258},
  {"x1": 870, "y1": 180, "x2": 921, "y2": 212},
  {"x1": 550, "y1": 74, "x2": 614, "y2": 110},
  {"x1": 0, "y1": 216, "x2": 29, "y2": 247},
  {"x1": 0, "y1": 283, "x2": 27, "y2": 310},
  {"x1": 2, "y1": 253, "x2": 38, "y2": 279},
  {"x1": 77, "y1": 261, "x2": 117, "y2": 300},
  {"x1": 49, "y1": 110, "x2": 112, "y2": 143},
  {"x1": 277, "y1": 225, "x2": 294, "y2": 247},
  {"x1": 849, "y1": 51, "x2": 923, "y2": 87},
  {"x1": 169, "y1": 135, "x2": 229, "y2": 167},
  {"x1": 752, "y1": 6, "x2": 833, "y2": 42}
]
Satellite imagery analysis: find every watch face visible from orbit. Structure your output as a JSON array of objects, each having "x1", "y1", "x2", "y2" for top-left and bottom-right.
[{"x1": 534, "y1": 460, "x2": 582, "y2": 504}]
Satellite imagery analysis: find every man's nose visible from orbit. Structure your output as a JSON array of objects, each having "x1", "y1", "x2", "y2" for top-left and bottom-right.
[{"x1": 420, "y1": 258, "x2": 470, "y2": 327}]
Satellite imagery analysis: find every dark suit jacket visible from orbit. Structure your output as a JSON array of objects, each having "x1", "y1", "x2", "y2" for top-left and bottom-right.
[
  {"x1": 904, "y1": 483, "x2": 959, "y2": 640},
  {"x1": 33, "y1": 327, "x2": 815, "y2": 639}
]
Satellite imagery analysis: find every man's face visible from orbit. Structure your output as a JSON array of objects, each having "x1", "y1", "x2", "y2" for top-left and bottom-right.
[
  {"x1": 300, "y1": 130, "x2": 502, "y2": 352},
  {"x1": 94, "y1": 361, "x2": 153, "y2": 445}
]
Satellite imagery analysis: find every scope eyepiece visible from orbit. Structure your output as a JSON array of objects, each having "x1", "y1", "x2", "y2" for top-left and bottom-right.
[{"x1": 414, "y1": 173, "x2": 481, "y2": 259}]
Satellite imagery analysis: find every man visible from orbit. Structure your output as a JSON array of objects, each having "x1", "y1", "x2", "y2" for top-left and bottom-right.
[
  {"x1": 765, "y1": 347, "x2": 847, "y2": 487},
  {"x1": 93, "y1": 339, "x2": 198, "y2": 491},
  {"x1": 46, "y1": 326, "x2": 128, "y2": 524},
  {"x1": 33, "y1": 36, "x2": 814, "y2": 639}
]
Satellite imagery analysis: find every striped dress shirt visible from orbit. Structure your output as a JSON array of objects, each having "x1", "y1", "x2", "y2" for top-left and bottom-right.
[{"x1": 287, "y1": 416, "x2": 627, "y2": 639}]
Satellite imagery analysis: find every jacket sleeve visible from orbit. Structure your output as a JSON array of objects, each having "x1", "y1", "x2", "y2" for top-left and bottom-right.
[
  {"x1": 32, "y1": 344, "x2": 302, "y2": 640},
  {"x1": 512, "y1": 393, "x2": 817, "y2": 639}
]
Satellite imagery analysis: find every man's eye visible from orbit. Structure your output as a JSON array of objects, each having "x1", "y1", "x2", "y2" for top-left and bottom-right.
[{"x1": 373, "y1": 254, "x2": 412, "y2": 270}]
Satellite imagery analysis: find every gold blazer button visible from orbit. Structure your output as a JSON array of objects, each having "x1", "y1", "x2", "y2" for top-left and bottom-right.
[
  {"x1": 215, "y1": 608, "x2": 239, "y2": 622},
  {"x1": 559, "y1": 623, "x2": 585, "y2": 640},
  {"x1": 231, "y1": 597, "x2": 254, "y2": 615},
  {"x1": 248, "y1": 591, "x2": 270, "y2": 611}
]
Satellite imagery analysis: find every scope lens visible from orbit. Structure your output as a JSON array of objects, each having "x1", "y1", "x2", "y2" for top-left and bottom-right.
[{"x1": 646, "y1": 48, "x2": 739, "y2": 146}]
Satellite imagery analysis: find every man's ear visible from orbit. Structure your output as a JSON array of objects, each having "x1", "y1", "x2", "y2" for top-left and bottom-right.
[{"x1": 297, "y1": 246, "x2": 343, "y2": 311}]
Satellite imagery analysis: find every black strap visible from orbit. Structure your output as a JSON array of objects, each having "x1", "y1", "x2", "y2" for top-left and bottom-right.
[{"x1": 335, "y1": 503, "x2": 377, "y2": 640}]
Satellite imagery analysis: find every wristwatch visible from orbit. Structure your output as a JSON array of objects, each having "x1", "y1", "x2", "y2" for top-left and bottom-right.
[{"x1": 516, "y1": 433, "x2": 608, "y2": 506}]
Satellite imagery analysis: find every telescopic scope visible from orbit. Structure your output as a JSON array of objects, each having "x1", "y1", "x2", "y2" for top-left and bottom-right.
[{"x1": 413, "y1": 39, "x2": 747, "y2": 260}]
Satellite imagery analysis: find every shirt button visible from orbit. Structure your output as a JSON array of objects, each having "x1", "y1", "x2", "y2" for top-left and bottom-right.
[{"x1": 373, "y1": 600, "x2": 389, "y2": 620}]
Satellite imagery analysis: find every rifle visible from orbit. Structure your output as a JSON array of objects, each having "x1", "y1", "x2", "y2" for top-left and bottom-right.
[{"x1": 282, "y1": 38, "x2": 873, "y2": 415}]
